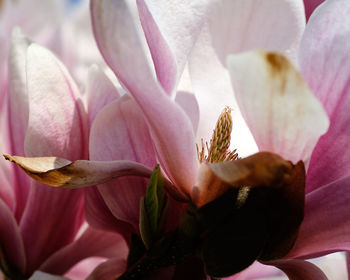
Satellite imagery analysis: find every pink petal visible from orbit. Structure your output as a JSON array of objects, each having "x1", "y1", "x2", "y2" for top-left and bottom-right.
[
  {"x1": 0, "y1": 157, "x2": 15, "y2": 211},
  {"x1": 39, "y1": 227, "x2": 128, "y2": 275},
  {"x1": 19, "y1": 182, "x2": 84, "y2": 274},
  {"x1": 84, "y1": 187, "x2": 134, "y2": 241},
  {"x1": 8, "y1": 28, "x2": 32, "y2": 219},
  {"x1": 303, "y1": 0, "x2": 326, "y2": 21},
  {"x1": 89, "y1": 96, "x2": 157, "y2": 230},
  {"x1": 86, "y1": 257, "x2": 126, "y2": 280},
  {"x1": 136, "y1": 0, "x2": 176, "y2": 94},
  {"x1": 137, "y1": 0, "x2": 208, "y2": 91},
  {"x1": 86, "y1": 65, "x2": 120, "y2": 128},
  {"x1": 19, "y1": 43, "x2": 86, "y2": 273},
  {"x1": 175, "y1": 91, "x2": 200, "y2": 134},
  {"x1": 208, "y1": 0, "x2": 306, "y2": 64},
  {"x1": 0, "y1": 200, "x2": 26, "y2": 274},
  {"x1": 91, "y1": 0, "x2": 198, "y2": 195},
  {"x1": 227, "y1": 51, "x2": 329, "y2": 163},
  {"x1": 271, "y1": 259, "x2": 328, "y2": 280},
  {"x1": 287, "y1": 175, "x2": 350, "y2": 259},
  {"x1": 299, "y1": 0, "x2": 350, "y2": 192}
]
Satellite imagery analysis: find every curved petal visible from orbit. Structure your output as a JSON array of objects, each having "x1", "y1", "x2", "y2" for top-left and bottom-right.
[
  {"x1": 91, "y1": 0, "x2": 198, "y2": 194},
  {"x1": 19, "y1": 43, "x2": 86, "y2": 274},
  {"x1": 175, "y1": 91, "x2": 200, "y2": 134},
  {"x1": 86, "y1": 257, "x2": 126, "y2": 280},
  {"x1": 90, "y1": 97, "x2": 157, "y2": 230},
  {"x1": 303, "y1": 0, "x2": 326, "y2": 21},
  {"x1": 23, "y1": 43, "x2": 87, "y2": 159},
  {"x1": 8, "y1": 28, "x2": 32, "y2": 219},
  {"x1": 86, "y1": 65, "x2": 120, "y2": 128},
  {"x1": 39, "y1": 227, "x2": 128, "y2": 275},
  {"x1": 271, "y1": 259, "x2": 328, "y2": 280},
  {"x1": 208, "y1": 0, "x2": 306, "y2": 64},
  {"x1": 0, "y1": 200, "x2": 25, "y2": 275},
  {"x1": 227, "y1": 51, "x2": 329, "y2": 163},
  {"x1": 137, "y1": 0, "x2": 209, "y2": 90},
  {"x1": 287, "y1": 175, "x2": 350, "y2": 259},
  {"x1": 136, "y1": 0, "x2": 177, "y2": 94},
  {"x1": 299, "y1": 0, "x2": 350, "y2": 192}
]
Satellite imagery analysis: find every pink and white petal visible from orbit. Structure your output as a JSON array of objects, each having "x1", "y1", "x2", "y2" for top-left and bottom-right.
[
  {"x1": 84, "y1": 187, "x2": 135, "y2": 241},
  {"x1": 8, "y1": 28, "x2": 32, "y2": 219},
  {"x1": 138, "y1": 0, "x2": 208, "y2": 90},
  {"x1": 0, "y1": 200, "x2": 26, "y2": 275},
  {"x1": 271, "y1": 259, "x2": 328, "y2": 280},
  {"x1": 208, "y1": 0, "x2": 306, "y2": 64},
  {"x1": 39, "y1": 227, "x2": 128, "y2": 275},
  {"x1": 303, "y1": 0, "x2": 326, "y2": 21},
  {"x1": 8, "y1": 28, "x2": 31, "y2": 156},
  {"x1": 287, "y1": 175, "x2": 350, "y2": 259},
  {"x1": 137, "y1": 0, "x2": 177, "y2": 94},
  {"x1": 86, "y1": 257, "x2": 126, "y2": 280},
  {"x1": 188, "y1": 25, "x2": 258, "y2": 156},
  {"x1": 91, "y1": 0, "x2": 198, "y2": 195},
  {"x1": 86, "y1": 65, "x2": 120, "y2": 128},
  {"x1": 299, "y1": 0, "x2": 350, "y2": 192},
  {"x1": 23, "y1": 43, "x2": 87, "y2": 159},
  {"x1": 224, "y1": 261, "x2": 282, "y2": 280},
  {"x1": 175, "y1": 91, "x2": 200, "y2": 134},
  {"x1": 90, "y1": 96, "x2": 157, "y2": 230},
  {"x1": 227, "y1": 51, "x2": 329, "y2": 163},
  {"x1": 19, "y1": 43, "x2": 87, "y2": 273}
]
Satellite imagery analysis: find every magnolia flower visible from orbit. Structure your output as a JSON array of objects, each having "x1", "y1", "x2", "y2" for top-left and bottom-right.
[
  {"x1": 5, "y1": 0, "x2": 350, "y2": 279},
  {"x1": 0, "y1": 22, "x2": 126, "y2": 280}
]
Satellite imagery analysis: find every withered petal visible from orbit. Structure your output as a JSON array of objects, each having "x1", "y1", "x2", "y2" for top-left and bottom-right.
[
  {"x1": 208, "y1": 152, "x2": 293, "y2": 188},
  {"x1": 3, "y1": 154, "x2": 153, "y2": 188}
]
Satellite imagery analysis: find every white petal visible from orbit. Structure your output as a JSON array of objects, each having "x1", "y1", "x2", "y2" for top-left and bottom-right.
[{"x1": 227, "y1": 51, "x2": 329, "y2": 163}]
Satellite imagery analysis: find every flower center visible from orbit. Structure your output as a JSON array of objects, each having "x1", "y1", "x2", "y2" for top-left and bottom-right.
[{"x1": 196, "y1": 106, "x2": 238, "y2": 163}]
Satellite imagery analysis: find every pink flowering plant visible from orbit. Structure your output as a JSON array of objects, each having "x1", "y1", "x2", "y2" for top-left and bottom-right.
[{"x1": 2, "y1": 0, "x2": 350, "y2": 279}]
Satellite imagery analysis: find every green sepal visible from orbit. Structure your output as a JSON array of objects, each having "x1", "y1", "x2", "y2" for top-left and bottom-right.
[{"x1": 139, "y1": 164, "x2": 168, "y2": 249}]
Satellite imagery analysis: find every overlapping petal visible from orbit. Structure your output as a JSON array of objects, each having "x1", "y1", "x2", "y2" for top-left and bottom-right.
[
  {"x1": 227, "y1": 51, "x2": 329, "y2": 163},
  {"x1": 287, "y1": 175, "x2": 350, "y2": 259},
  {"x1": 138, "y1": 0, "x2": 209, "y2": 91},
  {"x1": 39, "y1": 227, "x2": 128, "y2": 276},
  {"x1": 303, "y1": 0, "x2": 326, "y2": 20},
  {"x1": 299, "y1": 0, "x2": 350, "y2": 192},
  {"x1": 86, "y1": 65, "x2": 120, "y2": 128},
  {"x1": 91, "y1": 0, "x2": 198, "y2": 195},
  {"x1": 90, "y1": 96, "x2": 157, "y2": 230}
]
